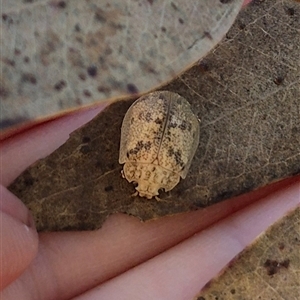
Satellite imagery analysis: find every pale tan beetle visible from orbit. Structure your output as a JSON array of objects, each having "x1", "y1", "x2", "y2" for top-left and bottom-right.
[{"x1": 119, "y1": 91, "x2": 200, "y2": 199}]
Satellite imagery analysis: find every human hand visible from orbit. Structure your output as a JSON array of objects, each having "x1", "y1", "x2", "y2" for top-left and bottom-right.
[
  {"x1": 1, "y1": 101, "x2": 299, "y2": 299},
  {"x1": 2, "y1": 1, "x2": 299, "y2": 298}
]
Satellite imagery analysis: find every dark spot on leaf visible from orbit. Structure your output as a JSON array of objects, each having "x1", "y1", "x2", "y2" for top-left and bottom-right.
[
  {"x1": 169, "y1": 122, "x2": 177, "y2": 128},
  {"x1": 54, "y1": 80, "x2": 66, "y2": 91},
  {"x1": 238, "y1": 21, "x2": 246, "y2": 30},
  {"x1": 74, "y1": 24, "x2": 81, "y2": 32},
  {"x1": 39, "y1": 31, "x2": 61, "y2": 59},
  {"x1": 278, "y1": 243, "x2": 285, "y2": 250},
  {"x1": 264, "y1": 259, "x2": 290, "y2": 276},
  {"x1": 130, "y1": 117, "x2": 135, "y2": 124},
  {"x1": 2, "y1": 14, "x2": 13, "y2": 24},
  {"x1": 171, "y1": 2, "x2": 178, "y2": 10},
  {"x1": 197, "y1": 59, "x2": 210, "y2": 72},
  {"x1": 97, "y1": 86, "x2": 110, "y2": 94},
  {"x1": 87, "y1": 65, "x2": 97, "y2": 77},
  {"x1": 78, "y1": 73, "x2": 86, "y2": 81},
  {"x1": 94, "y1": 9, "x2": 106, "y2": 23},
  {"x1": 21, "y1": 73, "x2": 37, "y2": 84},
  {"x1": 24, "y1": 56, "x2": 30, "y2": 63},
  {"x1": 203, "y1": 31, "x2": 213, "y2": 40},
  {"x1": 274, "y1": 76, "x2": 284, "y2": 85},
  {"x1": 281, "y1": 259, "x2": 290, "y2": 268},
  {"x1": 178, "y1": 18, "x2": 184, "y2": 24},
  {"x1": 161, "y1": 27, "x2": 167, "y2": 33},
  {"x1": 230, "y1": 289, "x2": 236, "y2": 295},
  {"x1": 286, "y1": 7, "x2": 295, "y2": 16},
  {"x1": 57, "y1": 1, "x2": 66, "y2": 9},
  {"x1": 23, "y1": 171, "x2": 34, "y2": 186},
  {"x1": 139, "y1": 61, "x2": 158, "y2": 74},
  {"x1": 83, "y1": 90, "x2": 92, "y2": 97},
  {"x1": 3, "y1": 58, "x2": 15, "y2": 67},
  {"x1": 14, "y1": 49, "x2": 21, "y2": 55},
  {"x1": 80, "y1": 145, "x2": 91, "y2": 154},
  {"x1": 127, "y1": 83, "x2": 139, "y2": 94},
  {"x1": 147, "y1": 0, "x2": 154, "y2": 5},
  {"x1": 104, "y1": 185, "x2": 114, "y2": 192},
  {"x1": 82, "y1": 136, "x2": 91, "y2": 143}
]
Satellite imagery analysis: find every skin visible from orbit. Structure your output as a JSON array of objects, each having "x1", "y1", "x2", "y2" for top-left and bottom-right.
[
  {"x1": 1, "y1": 105, "x2": 299, "y2": 300},
  {"x1": 1, "y1": 1, "x2": 299, "y2": 299}
]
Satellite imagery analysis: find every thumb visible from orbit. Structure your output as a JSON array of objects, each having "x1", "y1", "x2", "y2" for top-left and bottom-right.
[{"x1": 0, "y1": 186, "x2": 38, "y2": 290}]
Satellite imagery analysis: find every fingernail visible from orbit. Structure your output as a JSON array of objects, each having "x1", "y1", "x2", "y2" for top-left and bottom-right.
[{"x1": 26, "y1": 210, "x2": 36, "y2": 228}]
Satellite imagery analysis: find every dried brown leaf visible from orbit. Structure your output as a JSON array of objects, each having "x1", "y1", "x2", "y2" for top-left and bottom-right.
[
  {"x1": 0, "y1": 0, "x2": 242, "y2": 132},
  {"x1": 8, "y1": 0, "x2": 300, "y2": 231},
  {"x1": 195, "y1": 207, "x2": 300, "y2": 300}
]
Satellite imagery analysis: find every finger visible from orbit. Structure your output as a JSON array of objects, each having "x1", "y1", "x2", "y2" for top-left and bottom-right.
[
  {"x1": 75, "y1": 180, "x2": 299, "y2": 300},
  {"x1": 2, "y1": 176, "x2": 298, "y2": 300},
  {"x1": 0, "y1": 187, "x2": 38, "y2": 290},
  {"x1": 0, "y1": 105, "x2": 105, "y2": 187}
]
